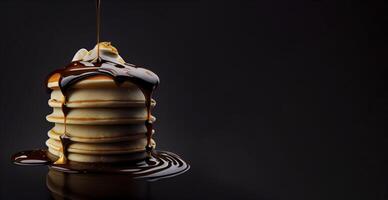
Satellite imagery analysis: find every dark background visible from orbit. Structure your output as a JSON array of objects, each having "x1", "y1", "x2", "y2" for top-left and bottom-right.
[{"x1": 0, "y1": 0, "x2": 386, "y2": 199}]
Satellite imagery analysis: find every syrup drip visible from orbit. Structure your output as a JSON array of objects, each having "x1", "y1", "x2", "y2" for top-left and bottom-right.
[{"x1": 53, "y1": 96, "x2": 70, "y2": 164}]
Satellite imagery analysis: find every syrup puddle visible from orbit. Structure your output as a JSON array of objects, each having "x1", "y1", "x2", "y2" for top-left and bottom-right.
[{"x1": 12, "y1": 149, "x2": 189, "y2": 181}]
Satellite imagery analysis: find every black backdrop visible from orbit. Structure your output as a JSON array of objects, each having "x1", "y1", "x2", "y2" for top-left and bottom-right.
[{"x1": 0, "y1": 0, "x2": 386, "y2": 199}]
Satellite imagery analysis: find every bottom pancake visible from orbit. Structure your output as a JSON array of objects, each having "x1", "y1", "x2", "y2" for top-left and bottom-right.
[
  {"x1": 47, "y1": 148, "x2": 148, "y2": 163},
  {"x1": 46, "y1": 137, "x2": 156, "y2": 163}
]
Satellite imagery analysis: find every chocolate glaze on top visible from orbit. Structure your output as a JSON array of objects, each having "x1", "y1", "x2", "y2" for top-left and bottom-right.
[{"x1": 46, "y1": 60, "x2": 159, "y2": 164}]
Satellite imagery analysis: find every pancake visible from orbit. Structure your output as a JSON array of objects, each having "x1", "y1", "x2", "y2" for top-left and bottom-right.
[
  {"x1": 45, "y1": 138, "x2": 154, "y2": 155},
  {"x1": 46, "y1": 107, "x2": 156, "y2": 125},
  {"x1": 48, "y1": 77, "x2": 156, "y2": 108},
  {"x1": 48, "y1": 124, "x2": 149, "y2": 143}
]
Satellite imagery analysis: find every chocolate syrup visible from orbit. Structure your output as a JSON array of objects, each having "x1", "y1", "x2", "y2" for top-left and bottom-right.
[
  {"x1": 96, "y1": 0, "x2": 101, "y2": 59},
  {"x1": 12, "y1": 149, "x2": 189, "y2": 181}
]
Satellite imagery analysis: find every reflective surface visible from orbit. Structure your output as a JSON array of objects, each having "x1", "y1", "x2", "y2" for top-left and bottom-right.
[
  {"x1": 47, "y1": 169, "x2": 150, "y2": 199},
  {"x1": 8, "y1": 161, "x2": 251, "y2": 200}
]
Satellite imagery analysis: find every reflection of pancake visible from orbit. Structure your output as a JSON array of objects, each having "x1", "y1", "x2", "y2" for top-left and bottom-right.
[
  {"x1": 46, "y1": 75, "x2": 156, "y2": 162},
  {"x1": 47, "y1": 169, "x2": 148, "y2": 199}
]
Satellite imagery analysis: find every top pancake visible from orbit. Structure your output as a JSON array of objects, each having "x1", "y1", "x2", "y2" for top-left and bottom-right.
[
  {"x1": 46, "y1": 74, "x2": 156, "y2": 125},
  {"x1": 47, "y1": 74, "x2": 155, "y2": 107}
]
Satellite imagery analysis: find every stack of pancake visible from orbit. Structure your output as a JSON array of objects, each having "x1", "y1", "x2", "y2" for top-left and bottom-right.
[{"x1": 46, "y1": 73, "x2": 156, "y2": 163}]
